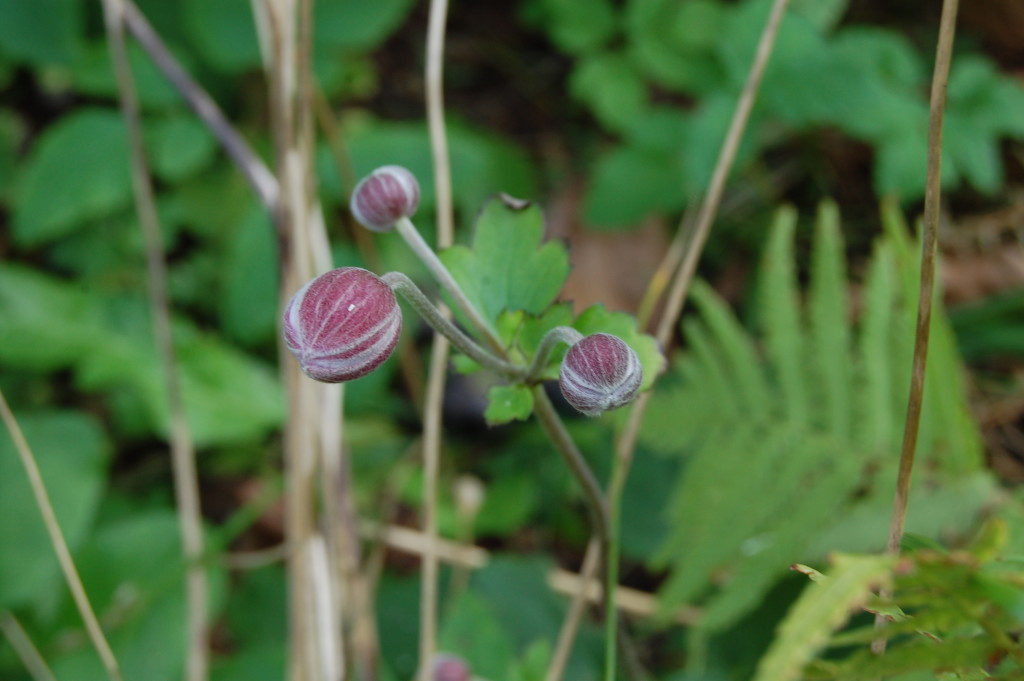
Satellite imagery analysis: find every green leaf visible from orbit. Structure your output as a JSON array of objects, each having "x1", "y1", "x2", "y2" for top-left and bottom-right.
[
  {"x1": 0, "y1": 410, "x2": 108, "y2": 608},
  {"x1": 14, "y1": 109, "x2": 132, "y2": 246},
  {"x1": 534, "y1": 0, "x2": 617, "y2": 54},
  {"x1": 485, "y1": 385, "x2": 535, "y2": 425},
  {"x1": 0, "y1": 265, "x2": 283, "y2": 446},
  {"x1": 70, "y1": 41, "x2": 185, "y2": 110},
  {"x1": 439, "y1": 591, "x2": 517, "y2": 679},
  {"x1": 808, "y1": 200, "x2": 852, "y2": 440},
  {"x1": 0, "y1": 0, "x2": 82, "y2": 65},
  {"x1": 625, "y1": 0, "x2": 726, "y2": 94},
  {"x1": 570, "y1": 52, "x2": 648, "y2": 132},
  {"x1": 183, "y1": 0, "x2": 262, "y2": 73},
  {"x1": 48, "y1": 511, "x2": 226, "y2": 681},
  {"x1": 752, "y1": 554, "x2": 894, "y2": 681},
  {"x1": 572, "y1": 304, "x2": 665, "y2": 391},
  {"x1": 146, "y1": 114, "x2": 216, "y2": 183},
  {"x1": 441, "y1": 198, "x2": 569, "y2": 336},
  {"x1": 313, "y1": 0, "x2": 417, "y2": 52},
  {"x1": 583, "y1": 144, "x2": 684, "y2": 228},
  {"x1": 0, "y1": 264, "x2": 104, "y2": 370},
  {"x1": 758, "y1": 206, "x2": 809, "y2": 425},
  {"x1": 219, "y1": 208, "x2": 280, "y2": 346}
]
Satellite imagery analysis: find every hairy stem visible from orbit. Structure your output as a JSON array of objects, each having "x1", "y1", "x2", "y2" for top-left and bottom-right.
[
  {"x1": 101, "y1": 3, "x2": 208, "y2": 679},
  {"x1": 382, "y1": 272, "x2": 525, "y2": 378},
  {"x1": 0, "y1": 391, "x2": 123, "y2": 681},
  {"x1": 526, "y1": 326, "x2": 584, "y2": 381},
  {"x1": 395, "y1": 217, "x2": 506, "y2": 355},
  {"x1": 874, "y1": 0, "x2": 959, "y2": 654},
  {"x1": 531, "y1": 388, "x2": 611, "y2": 613}
]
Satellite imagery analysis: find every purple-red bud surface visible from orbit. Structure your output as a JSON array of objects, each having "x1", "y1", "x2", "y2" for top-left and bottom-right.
[
  {"x1": 283, "y1": 267, "x2": 402, "y2": 383},
  {"x1": 559, "y1": 333, "x2": 642, "y2": 416},
  {"x1": 350, "y1": 165, "x2": 420, "y2": 231},
  {"x1": 432, "y1": 654, "x2": 471, "y2": 681}
]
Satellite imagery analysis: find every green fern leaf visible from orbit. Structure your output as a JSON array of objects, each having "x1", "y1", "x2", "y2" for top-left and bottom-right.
[
  {"x1": 646, "y1": 200, "x2": 986, "y2": 634},
  {"x1": 759, "y1": 206, "x2": 809, "y2": 426},
  {"x1": 808, "y1": 200, "x2": 852, "y2": 440},
  {"x1": 751, "y1": 554, "x2": 894, "y2": 681}
]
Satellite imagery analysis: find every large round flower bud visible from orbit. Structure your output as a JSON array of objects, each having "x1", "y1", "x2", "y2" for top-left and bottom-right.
[
  {"x1": 350, "y1": 165, "x2": 420, "y2": 232},
  {"x1": 559, "y1": 333, "x2": 643, "y2": 416},
  {"x1": 283, "y1": 267, "x2": 402, "y2": 383}
]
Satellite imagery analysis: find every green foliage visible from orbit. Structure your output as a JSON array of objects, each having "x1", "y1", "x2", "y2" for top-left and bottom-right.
[
  {"x1": 751, "y1": 554, "x2": 894, "y2": 681},
  {"x1": 485, "y1": 384, "x2": 536, "y2": 425},
  {"x1": 542, "y1": 0, "x2": 1024, "y2": 227},
  {"x1": 642, "y1": 201, "x2": 988, "y2": 633},
  {"x1": 44, "y1": 510, "x2": 227, "y2": 681},
  {"x1": 440, "y1": 198, "x2": 663, "y2": 423},
  {"x1": 764, "y1": 519, "x2": 1024, "y2": 680},
  {"x1": 442, "y1": 199, "x2": 571, "y2": 338},
  {"x1": 0, "y1": 0, "x2": 82, "y2": 65},
  {"x1": 0, "y1": 411, "x2": 109, "y2": 608},
  {"x1": 0, "y1": 265, "x2": 284, "y2": 446},
  {"x1": 14, "y1": 109, "x2": 132, "y2": 246}
]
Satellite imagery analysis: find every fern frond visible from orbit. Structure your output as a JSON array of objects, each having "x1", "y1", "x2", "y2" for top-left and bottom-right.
[
  {"x1": 690, "y1": 280, "x2": 773, "y2": 418},
  {"x1": 759, "y1": 206, "x2": 809, "y2": 426},
  {"x1": 808, "y1": 200, "x2": 852, "y2": 440},
  {"x1": 647, "y1": 200, "x2": 987, "y2": 633},
  {"x1": 857, "y1": 240, "x2": 900, "y2": 455}
]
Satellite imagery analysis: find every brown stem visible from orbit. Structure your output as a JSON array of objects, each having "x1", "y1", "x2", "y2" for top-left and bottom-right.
[
  {"x1": 101, "y1": 3, "x2": 208, "y2": 679},
  {"x1": 873, "y1": 0, "x2": 960, "y2": 655}
]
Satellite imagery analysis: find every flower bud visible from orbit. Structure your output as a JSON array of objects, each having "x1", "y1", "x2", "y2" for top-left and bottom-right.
[
  {"x1": 283, "y1": 267, "x2": 402, "y2": 383},
  {"x1": 432, "y1": 654, "x2": 471, "y2": 681},
  {"x1": 559, "y1": 333, "x2": 642, "y2": 416},
  {"x1": 350, "y1": 165, "x2": 420, "y2": 232}
]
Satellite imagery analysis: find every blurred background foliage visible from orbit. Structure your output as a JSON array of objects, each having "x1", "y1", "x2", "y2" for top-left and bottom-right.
[{"x1": 1, "y1": 0, "x2": 1023, "y2": 679}]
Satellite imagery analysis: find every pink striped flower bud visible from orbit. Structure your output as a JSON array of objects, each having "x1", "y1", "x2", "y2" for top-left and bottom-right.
[
  {"x1": 559, "y1": 333, "x2": 642, "y2": 416},
  {"x1": 350, "y1": 165, "x2": 420, "y2": 232},
  {"x1": 284, "y1": 267, "x2": 402, "y2": 383},
  {"x1": 432, "y1": 654, "x2": 471, "y2": 681}
]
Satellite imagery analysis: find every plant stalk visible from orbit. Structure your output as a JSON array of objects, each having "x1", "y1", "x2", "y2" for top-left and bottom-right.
[
  {"x1": 0, "y1": 391, "x2": 123, "y2": 681},
  {"x1": 101, "y1": 3, "x2": 209, "y2": 679},
  {"x1": 526, "y1": 326, "x2": 584, "y2": 381},
  {"x1": 382, "y1": 272, "x2": 525, "y2": 379},
  {"x1": 873, "y1": 0, "x2": 959, "y2": 654},
  {"x1": 419, "y1": 0, "x2": 454, "y2": 676},
  {"x1": 119, "y1": 0, "x2": 279, "y2": 219},
  {"x1": 604, "y1": 1, "x2": 791, "y2": 677},
  {"x1": 395, "y1": 217, "x2": 506, "y2": 355},
  {"x1": 531, "y1": 387, "x2": 612, "y2": 614}
]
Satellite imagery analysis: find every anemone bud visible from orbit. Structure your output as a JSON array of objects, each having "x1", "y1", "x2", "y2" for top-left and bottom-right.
[
  {"x1": 350, "y1": 165, "x2": 420, "y2": 232},
  {"x1": 559, "y1": 333, "x2": 642, "y2": 417},
  {"x1": 283, "y1": 267, "x2": 402, "y2": 383},
  {"x1": 432, "y1": 654, "x2": 471, "y2": 681}
]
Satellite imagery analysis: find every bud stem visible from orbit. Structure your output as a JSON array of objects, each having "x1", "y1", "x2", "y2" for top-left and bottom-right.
[
  {"x1": 532, "y1": 386, "x2": 612, "y2": 615},
  {"x1": 382, "y1": 272, "x2": 525, "y2": 380},
  {"x1": 526, "y1": 326, "x2": 584, "y2": 381},
  {"x1": 395, "y1": 217, "x2": 506, "y2": 355}
]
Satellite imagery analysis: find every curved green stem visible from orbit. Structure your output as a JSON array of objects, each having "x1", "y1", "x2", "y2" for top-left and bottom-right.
[
  {"x1": 395, "y1": 217, "x2": 506, "y2": 355},
  {"x1": 531, "y1": 387, "x2": 611, "y2": 613},
  {"x1": 526, "y1": 326, "x2": 583, "y2": 381},
  {"x1": 382, "y1": 272, "x2": 525, "y2": 380}
]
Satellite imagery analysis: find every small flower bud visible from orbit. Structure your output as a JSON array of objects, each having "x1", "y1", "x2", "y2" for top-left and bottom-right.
[
  {"x1": 432, "y1": 654, "x2": 471, "y2": 681},
  {"x1": 283, "y1": 267, "x2": 402, "y2": 383},
  {"x1": 559, "y1": 333, "x2": 642, "y2": 416},
  {"x1": 350, "y1": 165, "x2": 420, "y2": 232}
]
